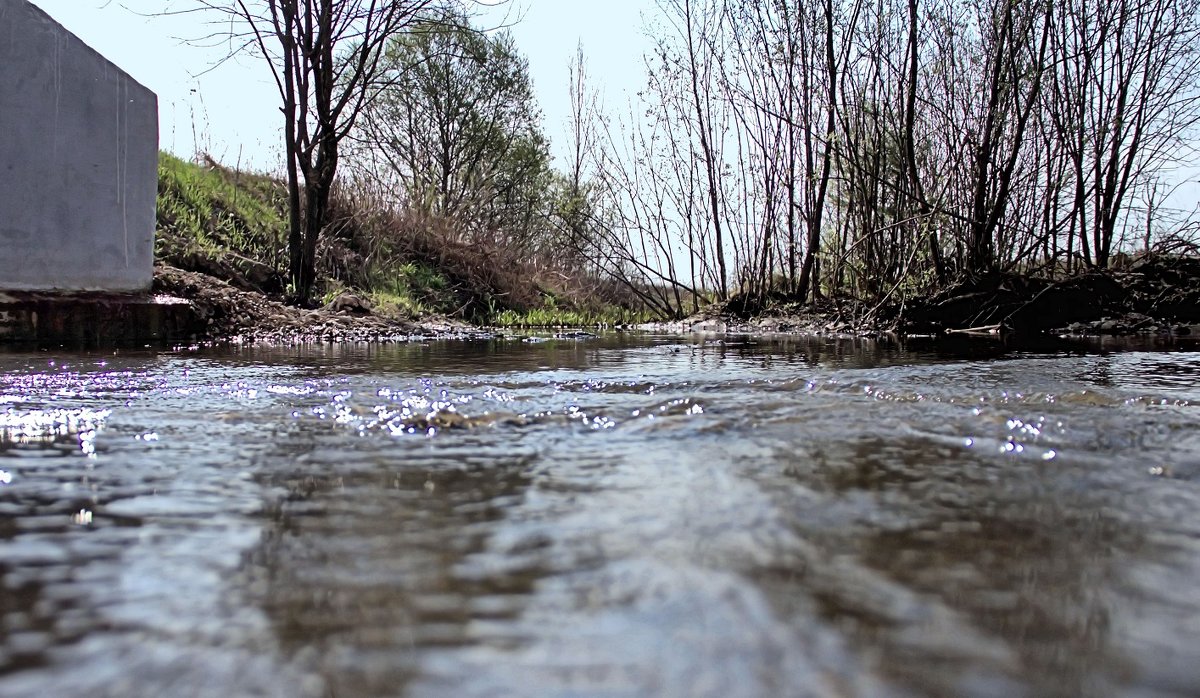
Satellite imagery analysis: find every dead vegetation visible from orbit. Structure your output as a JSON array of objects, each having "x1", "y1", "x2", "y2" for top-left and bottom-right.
[
  {"x1": 155, "y1": 154, "x2": 639, "y2": 328},
  {"x1": 669, "y1": 253, "x2": 1200, "y2": 338}
]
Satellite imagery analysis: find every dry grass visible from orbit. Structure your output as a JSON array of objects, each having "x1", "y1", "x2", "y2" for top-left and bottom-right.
[{"x1": 158, "y1": 153, "x2": 651, "y2": 323}]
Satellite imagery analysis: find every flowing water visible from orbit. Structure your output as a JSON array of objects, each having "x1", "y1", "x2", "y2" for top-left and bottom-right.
[{"x1": 2, "y1": 332, "x2": 1200, "y2": 697}]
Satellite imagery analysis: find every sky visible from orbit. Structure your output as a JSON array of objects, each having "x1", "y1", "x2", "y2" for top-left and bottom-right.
[
  {"x1": 27, "y1": 0, "x2": 657, "y2": 173},
  {"x1": 22, "y1": 0, "x2": 1200, "y2": 223}
]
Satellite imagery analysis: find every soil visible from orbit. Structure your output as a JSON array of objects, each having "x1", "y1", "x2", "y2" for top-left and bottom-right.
[
  {"x1": 152, "y1": 265, "x2": 493, "y2": 345},
  {"x1": 895, "y1": 256, "x2": 1200, "y2": 337},
  {"x1": 657, "y1": 255, "x2": 1200, "y2": 339},
  {"x1": 156, "y1": 254, "x2": 1200, "y2": 343}
]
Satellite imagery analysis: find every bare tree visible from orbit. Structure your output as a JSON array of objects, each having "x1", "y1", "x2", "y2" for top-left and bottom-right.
[
  {"x1": 1055, "y1": 0, "x2": 1200, "y2": 268},
  {"x1": 165, "y1": 0, "x2": 457, "y2": 303},
  {"x1": 454, "y1": 0, "x2": 1200, "y2": 319},
  {"x1": 566, "y1": 41, "x2": 599, "y2": 195},
  {"x1": 955, "y1": 0, "x2": 1054, "y2": 275},
  {"x1": 658, "y1": 0, "x2": 731, "y2": 300}
]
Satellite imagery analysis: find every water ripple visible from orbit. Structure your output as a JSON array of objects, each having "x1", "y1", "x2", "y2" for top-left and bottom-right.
[{"x1": 2, "y1": 338, "x2": 1200, "y2": 697}]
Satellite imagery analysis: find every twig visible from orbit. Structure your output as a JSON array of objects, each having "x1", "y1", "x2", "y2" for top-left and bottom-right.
[{"x1": 946, "y1": 324, "x2": 1002, "y2": 335}]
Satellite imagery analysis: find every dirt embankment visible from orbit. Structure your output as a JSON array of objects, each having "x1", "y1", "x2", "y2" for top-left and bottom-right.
[
  {"x1": 153, "y1": 265, "x2": 491, "y2": 345},
  {"x1": 156, "y1": 255, "x2": 1200, "y2": 343},
  {"x1": 661, "y1": 255, "x2": 1200, "y2": 338},
  {"x1": 896, "y1": 256, "x2": 1200, "y2": 336}
]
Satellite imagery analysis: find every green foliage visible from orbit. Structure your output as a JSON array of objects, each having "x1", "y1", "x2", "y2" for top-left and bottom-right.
[
  {"x1": 490, "y1": 294, "x2": 653, "y2": 328},
  {"x1": 357, "y1": 14, "x2": 552, "y2": 240},
  {"x1": 364, "y1": 261, "x2": 455, "y2": 316},
  {"x1": 155, "y1": 153, "x2": 287, "y2": 290},
  {"x1": 318, "y1": 281, "x2": 348, "y2": 307},
  {"x1": 490, "y1": 307, "x2": 652, "y2": 328},
  {"x1": 155, "y1": 150, "x2": 657, "y2": 323},
  {"x1": 157, "y1": 153, "x2": 285, "y2": 253}
]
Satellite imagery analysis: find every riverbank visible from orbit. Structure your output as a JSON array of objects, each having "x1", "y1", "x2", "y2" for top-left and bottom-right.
[
  {"x1": 154, "y1": 252, "x2": 1200, "y2": 347},
  {"x1": 151, "y1": 153, "x2": 1200, "y2": 345},
  {"x1": 155, "y1": 153, "x2": 645, "y2": 334},
  {"x1": 153, "y1": 265, "x2": 494, "y2": 345},
  {"x1": 650, "y1": 254, "x2": 1200, "y2": 339}
]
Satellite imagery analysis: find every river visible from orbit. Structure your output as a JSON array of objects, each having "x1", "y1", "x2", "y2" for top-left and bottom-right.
[{"x1": 1, "y1": 332, "x2": 1199, "y2": 697}]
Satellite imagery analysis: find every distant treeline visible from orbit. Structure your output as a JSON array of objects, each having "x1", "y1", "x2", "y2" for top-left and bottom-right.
[
  {"x1": 563, "y1": 0, "x2": 1200, "y2": 316},
  {"x1": 174, "y1": 0, "x2": 1200, "y2": 321}
]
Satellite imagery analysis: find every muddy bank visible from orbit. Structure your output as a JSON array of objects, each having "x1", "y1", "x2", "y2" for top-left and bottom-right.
[
  {"x1": 153, "y1": 265, "x2": 494, "y2": 345},
  {"x1": 658, "y1": 255, "x2": 1200, "y2": 338},
  {"x1": 155, "y1": 255, "x2": 1200, "y2": 344},
  {"x1": 896, "y1": 256, "x2": 1200, "y2": 336}
]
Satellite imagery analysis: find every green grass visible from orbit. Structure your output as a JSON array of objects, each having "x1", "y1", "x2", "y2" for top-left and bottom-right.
[
  {"x1": 371, "y1": 262, "x2": 454, "y2": 315},
  {"x1": 324, "y1": 261, "x2": 458, "y2": 318},
  {"x1": 490, "y1": 303, "x2": 653, "y2": 328},
  {"x1": 367, "y1": 290, "x2": 426, "y2": 317},
  {"x1": 155, "y1": 152, "x2": 287, "y2": 272},
  {"x1": 153, "y1": 152, "x2": 660, "y2": 323},
  {"x1": 488, "y1": 288, "x2": 654, "y2": 327}
]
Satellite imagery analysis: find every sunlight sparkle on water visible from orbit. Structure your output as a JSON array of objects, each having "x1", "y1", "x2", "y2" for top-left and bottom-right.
[
  {"x1": 267, "y1": 385, "x2": 316, "y2": 396},
  {"x1": 0, "y1": 408, "x2": 112, "y2": 441},
  {"x1": 79, "y1": 430, "x2": 97, "y2": 457},
  {"x1": 4, "y1": 337, "x2": 1199, "y2": 697}
]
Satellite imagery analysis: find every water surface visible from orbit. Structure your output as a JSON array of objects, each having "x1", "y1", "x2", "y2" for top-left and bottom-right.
[{"x1": 2, "y1": 333, "x2": 1199, "y2": 697}]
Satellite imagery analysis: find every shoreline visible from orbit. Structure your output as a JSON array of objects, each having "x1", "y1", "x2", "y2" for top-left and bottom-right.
[
  {"x1": 155, "y1": 259, "x2": 1200, "y2": 347},
  {"x1": 152, "y1": 265, "x2": 497, "y2": 347},
  {"x1": 8, "y1": 259, "x2": 1197, "y2": 350}
]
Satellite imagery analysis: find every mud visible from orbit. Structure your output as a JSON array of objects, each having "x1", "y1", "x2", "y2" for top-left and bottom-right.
[
  {"x1": 661, "y1": 255, "x2": 1200, "y2": 339},
  {"x1": 152, "y1": 265, "x2": 494, "y2": 346}
]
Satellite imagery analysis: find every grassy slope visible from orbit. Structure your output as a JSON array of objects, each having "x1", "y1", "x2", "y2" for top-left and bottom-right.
[
  {"x1": 155, "y1": 153, "x2": 649, "y2": 326},
  {"x1": 156, "y1": 152, "x2": 289, "y2": 295}
]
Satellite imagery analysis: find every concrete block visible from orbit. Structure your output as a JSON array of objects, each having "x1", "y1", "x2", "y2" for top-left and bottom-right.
[{"x1": 0, "y1": 0, "x2": 158, "y2": 292}]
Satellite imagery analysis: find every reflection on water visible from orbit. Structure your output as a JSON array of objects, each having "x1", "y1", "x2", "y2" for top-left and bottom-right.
[{"x1": 1, "y1": 334, "x2": 1200, "y2": 697}]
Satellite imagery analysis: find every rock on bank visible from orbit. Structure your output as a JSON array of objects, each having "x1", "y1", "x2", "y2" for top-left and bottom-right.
[{"x1": 152, "y1": 265, "x2": 491, "y2": 346}]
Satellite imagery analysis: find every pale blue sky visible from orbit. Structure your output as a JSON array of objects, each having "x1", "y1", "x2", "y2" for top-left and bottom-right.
[
  {"x1": 23, "y1": 0, "x2": 1199, "y2": 224},
  {"x1": 28, "y1": 0, "x2": 656, "y2": 172}
]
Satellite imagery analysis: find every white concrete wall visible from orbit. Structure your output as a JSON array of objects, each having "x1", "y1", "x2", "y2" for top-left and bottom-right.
[{"x1": 0, "y1": 0, "x2": 157, "y2": 292}]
